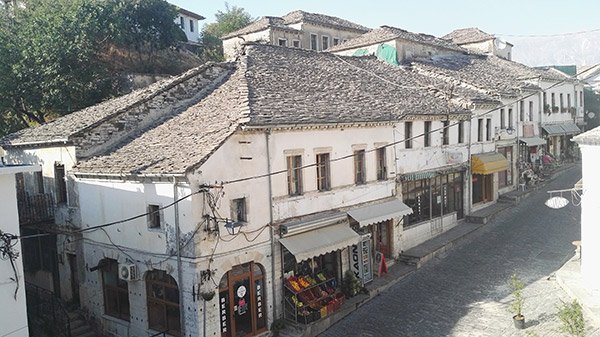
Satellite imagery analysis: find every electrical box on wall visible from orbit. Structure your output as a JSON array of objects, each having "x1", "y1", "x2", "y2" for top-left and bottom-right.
[{"x1": 118, "y1": 263, "x2": 138, "y2": 281}]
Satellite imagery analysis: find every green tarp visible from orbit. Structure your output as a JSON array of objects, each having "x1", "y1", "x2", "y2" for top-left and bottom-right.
[
  {"x1": 376, "y1": 44, "x2": 399, "y2": 65},
  {"x1": 352, "y1": 48, "x2": 370, "y2": 56}
]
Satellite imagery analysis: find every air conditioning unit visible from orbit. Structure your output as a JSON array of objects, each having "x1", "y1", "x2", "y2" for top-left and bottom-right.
[{"x1": 118, "y1": 263, "x2": 138, "y2": 281}]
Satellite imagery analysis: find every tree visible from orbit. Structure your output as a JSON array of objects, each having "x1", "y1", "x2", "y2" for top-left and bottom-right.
[{"x1": 200, "y1": 3, "x2": 252, "y2": 62}]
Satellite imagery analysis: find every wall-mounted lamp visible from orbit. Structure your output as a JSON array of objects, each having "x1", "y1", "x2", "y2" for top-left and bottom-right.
[{"x1": 224, "y1": 219, "x2": 244, "y2": 235}]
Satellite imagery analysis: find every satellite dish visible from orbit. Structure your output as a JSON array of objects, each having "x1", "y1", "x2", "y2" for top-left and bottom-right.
[
  {"x1": 545, "y1": 196, "x2": 569, "y2": 209},
  {"x1": 494, "y1": 38, "x2": 507, "y2": 50}
]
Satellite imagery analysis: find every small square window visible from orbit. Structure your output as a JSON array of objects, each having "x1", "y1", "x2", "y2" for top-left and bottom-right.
[
  {"x1": 333, "y1": 38, "x2": 340, "y2": 46},
  {"x1": 232, "y1": 198, "x2": 247, "y2": 222},
  {"x1": 147, "y1": 205, "x2": 161, "y2": 229},
  {"x1": 278, "y1": 38, "x2": 287, "y2": 47},
  {"x1": 292, "y1": 40, "x2": 300, "y2": 48}
]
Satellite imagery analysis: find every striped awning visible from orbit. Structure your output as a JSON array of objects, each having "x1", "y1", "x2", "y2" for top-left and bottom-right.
[{"x1": 471, "y1": 152, "x2": 508, "y2": 175}]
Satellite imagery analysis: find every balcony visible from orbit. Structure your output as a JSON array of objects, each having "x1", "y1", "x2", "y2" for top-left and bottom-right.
[{"x1": 18, "y1": 193, "x2": 55, "y2": 225}]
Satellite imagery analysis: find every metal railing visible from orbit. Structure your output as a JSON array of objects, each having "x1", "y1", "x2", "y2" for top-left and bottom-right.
[
  {"x1": 25, "y1": 281, "x2": 71, "y2": 337},
  {"x1": 18, "y1": 193, "x2": 55, "y2": 225}
]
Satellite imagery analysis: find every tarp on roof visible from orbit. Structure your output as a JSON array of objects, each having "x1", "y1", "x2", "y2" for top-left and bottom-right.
[
  {"x1": 352, "y1": 48, "x2": 370, "y2": 56},
  {"x1": 376, "y1": 44, "x2": 399, "y2": 66}
]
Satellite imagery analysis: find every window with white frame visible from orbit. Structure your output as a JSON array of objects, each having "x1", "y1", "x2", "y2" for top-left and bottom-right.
[
  {"x1": 147, "y1": 204, "x2": 161, "y2": 229},
  {"x1": 500, "y1": 109, "x2": 506, "y2": 129},
  {"x1": 442, "y1": 121, "x2": 449, "y2": 145},
  {"x1": 477, "y1": 118, "x2": 483, "y2": 142},
  {"x1": 376, "y1": 147, "x2": 387, "y2": 181},
  {"x1": 287, "y1": 155, "x2": 303, "y2": 195},
  {"x1": 528, "y1": 101, "x2": 534, "y2": 121},
  {"x1": 458, "y1": 121, "x2": 464, "y2": 143},
  {"x1": 189, "y1": 19, "x2": 194, "y2": 32},
  {"x1": 486, "y1": 118, "x2": 492, "y2": 141},
  {"x1": 322, "y1": 36, "x2": 329, "y2": 50},
  {"x1": 310, "y1": 34, "x2": 318, "y2": 50},
  {"x1": 405, "y1": 122, "x2": 413, "y2": 149},
  {"x1": 424, "y1": 121, "x2": 432, "y2": 147},
  {"x1": 354, "y1": 150, "x2": 366, "y2": 185},
  {"x1": 316, "y1": 153, "x2": 331, "y2": 191}
]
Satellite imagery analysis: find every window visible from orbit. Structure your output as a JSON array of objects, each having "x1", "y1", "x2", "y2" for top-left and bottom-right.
[
  {"x1": 54, "y1": 163, "x2": 67, "y2": 204},
  {"x1": 560, "y1": 93, "x2": 564, "y2": 111},
  {"x1": 500, "y1": 109, "x2": 506, "y2": 129},
  {"x1": 580, "y1": 91, "x2": 584, "y2": 107},
  {"x1": 404, "y1": 122, "x2": 413, "y2": 149},
  {"x1": 232, "y1": 198, "x2": 247, "y2": 222},
  {"x1": 497, "y1": 146, "x2": 513, "y2": 187},
  {"x1": 442, "y1": 121, "x2": 449, "y2": 145},
  {"x1": 102, "y1": 259, "x2": 130, "y2": 321},
  {"x1": 543, "y1": 92, "x2": 547, "y2": 107},
  {"x1": 286, "y1": 155, "x2": 303, "y2": 195},
  {"x1": 458, "y1": 121, "x2": 464, "y2": 143},
  {"x1": 519, "y1": 100, "x2": 524, "y2": 122},
  {"x1": 333, "y1": 38, "x2": 339, "y2": 46},
  {"x1": 486, "y1": 118, "x2": 492, "y2": 141},
  {"x1": 310, "y1": 34, "x2": 318, "y2": 50},
  {"x1": 147, "y1": 204, "x2": 161, "y2": 229},
  {"x1": 551, "y1": 92, "x2": 556, "y2": 107},
  {"x1": 147, "y1": 270, "x2": 181, "y2": 336},
  {"x1": 35, "y1": 171, "x2": 44, "y2": 194},
  {"x1": 424, "y1": 121, "x2": 432, "y2": 147},
  {"x1": 322, "y1": 36, "x2": 329, "y2": 50},
  {"x1": 179, "y1": 17, "x2": 184, "y2": 29},
  {"x1": 292, "y1": 40, "x2": 300, "y2": 48},
  {"x1": 316, "y1": 153, "x2": 331, "y2": 191},
  {"x1": 528, "y1": 101, "x2": 534, "y2": 121},
  {"x1": 567, "y1": 93, "x2": 571, "y2": 108},
  {"x1": 189, "y1": 19, "x2": 194, "y2": 32},
  {"x1": 477, "y1": 118, "x2": 483, "y2": 142},
  {"x1": 376, "y1": 147, "x2": 387, "y2": 181},
  {"x1": 278, "y1": 38, "x2": 287, "y2": 47},
  {"x1": 508, "y1": 108, "x2": 513, "y2": 128},
  {"x1": 354, "y1": 150, "x2": 366, "y2": 185}
]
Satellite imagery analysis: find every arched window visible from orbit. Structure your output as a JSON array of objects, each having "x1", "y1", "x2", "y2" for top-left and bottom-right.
[
  {"x1": 146, "y1": 270, "x2": 181, "y2": 336},
  {"x1": 101, "y1": 259, "x2": 130, "y2": 321}
]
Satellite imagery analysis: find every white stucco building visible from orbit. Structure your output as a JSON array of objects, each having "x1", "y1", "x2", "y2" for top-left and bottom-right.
[
  {"x1": 0, "y1": 161, "x2": 41, "y2": 337},
  {"x1": 174, "y1": 7, "x2": 204, "y2": 43},
  {"x1": 443, "y1": 27, "x2": 514, "y2": 61}
]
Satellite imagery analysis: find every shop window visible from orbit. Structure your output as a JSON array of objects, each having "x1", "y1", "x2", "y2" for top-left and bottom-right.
[
  {"x1": 54, "y1": 163, "x2": 67, "y2": 204},
  {"x1": 232, "y1": 198, "x2": 247, "y2": 222},
  {"x1": 376, "y1": 147, "x2": 387, "y2": 181},
  {"x1": 101, "y1": 259, "x2": 130, "y2": 321},
  {"x1": 147, "y1": 204, "x2": 161, "y2": 229},
  {"x1": 287, "y1": 155, "x2": 303, "y2": 196},
  {"x1": 402, "y1": 179, "x2": 430, "y2": 225},
  {"x1": 310, "y1": 34, "x2": 318, "y2": 50},
  {"x1": 458, "y1": 121, "x2": 464, "y2": 144},
  {"x1": 404, "y1": 122, "x2": 413, "y2": 149},
  {"x1": 354, "y1": 150, "x2": 366, "y2": 185},
  {"x1": 477, "y1": 119, "x2": 483, "y2": 142},
  {"x1": 442, "y1": 121, "x2": 449, "y2": 145},
  {"x1": 147, "y1": 270, "x2": 181, "y2": 336},
  {"x1": 316, "y1": 153, "x2": 331, "y2": 191},
  {"x1": 424, "y1": 121, "x2": 432, "y2": 147},
  {"x1": 486, "y1": 118, "x2": 492, "y2": 141}
]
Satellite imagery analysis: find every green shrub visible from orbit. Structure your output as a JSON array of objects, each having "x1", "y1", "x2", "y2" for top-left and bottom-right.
[
  {"x1": 557, "y1": 299, "x2": 585, "y2": 337},
  {"x1": 509, "y1": 273, "x2": 524, "y2": 318}
]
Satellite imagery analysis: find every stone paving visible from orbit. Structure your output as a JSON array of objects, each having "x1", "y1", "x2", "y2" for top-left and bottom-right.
[{"x1": 320, "y1": 165, "x2": 600, "y2": 337}]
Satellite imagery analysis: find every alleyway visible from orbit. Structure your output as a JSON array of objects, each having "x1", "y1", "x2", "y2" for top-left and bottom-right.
[{"x1": 321, "y1": 165, "x2": 599, "y2": 337}]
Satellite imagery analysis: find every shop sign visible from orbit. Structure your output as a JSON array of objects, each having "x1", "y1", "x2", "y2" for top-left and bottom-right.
[{"x1": 350, "y1": 234, "x2": 373, "y2": 285}]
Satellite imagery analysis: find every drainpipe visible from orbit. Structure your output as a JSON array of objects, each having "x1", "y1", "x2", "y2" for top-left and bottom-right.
[
  {"x1": 173, "y1": 177, "x2": 185, "y2": 336},
  {"x1": 265, "y1": 130, "x2": 278, "y2": 321},
  {"x1": 467, "y1": 117, "x2": 473, "y2": 215}
]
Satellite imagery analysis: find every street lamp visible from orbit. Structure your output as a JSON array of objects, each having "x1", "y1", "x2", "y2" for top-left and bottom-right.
[{"x1": 224, "y1": 219, "x2": 244, "y2": 235}]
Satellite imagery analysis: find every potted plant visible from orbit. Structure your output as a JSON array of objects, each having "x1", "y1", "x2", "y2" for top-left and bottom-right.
[
  {"x1": 200, "y1": 290, "x2": 215, "y2": 301},
  {"x1": 552, "y1": 106, "x2": 560, "y2": 113},
  {"x1": 544, "y1": 104, "x2": 551, "y2": 114},
  {"x1": 509, "y1": 273, "x2": 525, "y2": 329},
  {"x1": 342, "y1": 270, "x2": 361, "y2": 298}
]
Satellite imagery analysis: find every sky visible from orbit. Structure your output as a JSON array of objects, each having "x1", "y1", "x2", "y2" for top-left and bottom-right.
[{"x1": 169, "y1": 0, "x2": 600, "y2": 38}]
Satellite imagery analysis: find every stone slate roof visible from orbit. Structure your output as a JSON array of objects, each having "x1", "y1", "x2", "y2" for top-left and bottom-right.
[
  {"x1": 410, "y1": 54, "x2": 550, "y2": 96},
  {"x1": 443, "y1": 28, "x2": 495, "y2": 45},
  {"x1": 74, "y1": 64, "x2": 248, "y2": 175},
  {"x1": 1, "y1": 65, "x2": 219, "y2": 147},
  {"x1": 573, "y1": 126, "x2": 600, "y2": 145},
  {"x1": 281, "y1": 10, "x2": 369, "y2": 33},
  {"x1": 328, "y1": 26, "x2": 465, "y2": 53},
  {"x1": 222, "y1": 16, "x2": 300, "y2": 39},
  {"x1": 74, "y1": 44, "x2": 477, "y2": 175}
]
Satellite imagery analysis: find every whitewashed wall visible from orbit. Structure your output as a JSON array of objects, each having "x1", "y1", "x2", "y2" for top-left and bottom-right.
[{"x1": 579, "y1": 142, "x2": 600, "y2": 291}]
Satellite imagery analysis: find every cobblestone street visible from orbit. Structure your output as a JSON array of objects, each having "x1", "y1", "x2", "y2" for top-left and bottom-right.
[{"x1": 321, "y1": 165, "x2": 599, "y2": 337}]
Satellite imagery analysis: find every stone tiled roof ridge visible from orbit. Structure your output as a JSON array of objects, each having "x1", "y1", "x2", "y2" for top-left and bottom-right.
[
  {"x1": 327, "y1": 25, "x2": 465, "y2": 53},
  {"x1": 281, "y1": 10, "x2": 369, "y2": 32},
  {"x1": 442, "y1": 27, "x2": 495, "y2": 45},
  {"x1": 222, "y1": 16, "x2": 300, "y2": 39},
  {"x1": 2, "y1": 62, "x2": 229, "y2": 147}
]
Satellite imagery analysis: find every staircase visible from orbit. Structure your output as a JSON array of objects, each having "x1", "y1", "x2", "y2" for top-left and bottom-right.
[{"x1": 68, "y1": 310, "x2": 97, "y2": 337}]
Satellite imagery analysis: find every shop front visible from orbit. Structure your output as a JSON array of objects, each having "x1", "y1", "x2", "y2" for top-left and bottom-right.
[
  {"x1": 519, "y1": 137, "x2": 546, "y2": 167},
  {"x1": 542, "y1": 122, "x2": 581, "y2": 158},
  {"x1": 279, "y1": 215, "x2": 359, "y2": 324},
  {"x1": 347, "y1": 198, "x2": 413, "y2": 277},
  {"x1": 471, "y1": 152, "x2": 508, "y2": 204},
  {"x1": 218, "y1": 262, "x2": 268, "y2": 337}
]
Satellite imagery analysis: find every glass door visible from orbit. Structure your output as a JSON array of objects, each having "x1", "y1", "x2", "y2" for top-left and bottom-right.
[{"x1": 231, "y1": 277, "x2": 252, "y2": 337}]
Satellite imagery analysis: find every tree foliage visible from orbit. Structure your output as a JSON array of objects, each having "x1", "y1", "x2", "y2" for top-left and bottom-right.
[
  {"x1": 0, "y1": 0, "x2": 185, "y2": 137},
  {"x1": 200, "y1": 3, "x2": 253, "y2": 62}
]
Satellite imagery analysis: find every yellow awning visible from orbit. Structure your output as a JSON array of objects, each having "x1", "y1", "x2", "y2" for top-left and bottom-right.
[{"x1": 471, "y1": 152, "x2": 508, "y2": 175}]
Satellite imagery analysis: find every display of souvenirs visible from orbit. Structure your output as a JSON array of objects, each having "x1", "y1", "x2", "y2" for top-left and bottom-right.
[{"x1": 284, "y1": 271, "x2": 346, "y2": 324}]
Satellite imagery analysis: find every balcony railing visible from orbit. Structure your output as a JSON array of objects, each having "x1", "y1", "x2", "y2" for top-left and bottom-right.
[{"x1": 18, "y1": 193, "x2": 55, "y2": 225}]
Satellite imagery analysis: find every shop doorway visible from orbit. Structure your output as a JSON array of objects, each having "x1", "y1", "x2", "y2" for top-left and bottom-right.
[
  {"x1": 219, "y1": 262, "x2": 267, "y2": 337},
  {"x1": 472, "y1": 174, "x2": 493, "y2": 204},
  {"x1": 370, "y1": 220, "x2": 392, "y2": 260}
]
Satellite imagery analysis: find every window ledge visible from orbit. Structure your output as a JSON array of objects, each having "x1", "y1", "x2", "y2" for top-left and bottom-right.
[{"x1": 101, "y1": 314, "x2": 130, "y2": 326}]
